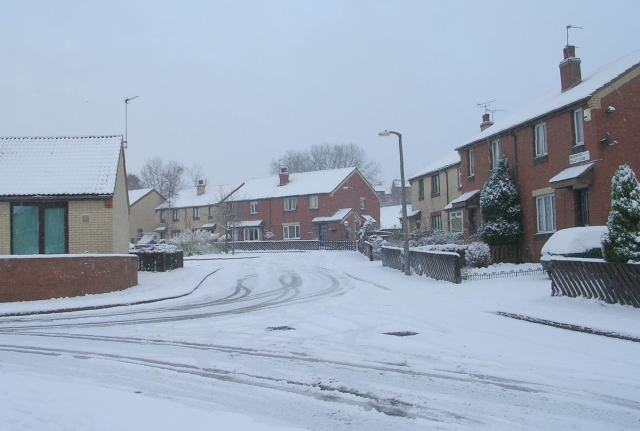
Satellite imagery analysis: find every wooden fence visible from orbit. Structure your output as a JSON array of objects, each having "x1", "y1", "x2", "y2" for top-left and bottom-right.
[
  {"x1": 134, "y1": 250, "x2": 184, "y2": 272},
  {"x1": 381, "y1": 246, "x2": 462, "y2": 283},
  {"x1": 549, "y1": 259, "x2": 640, "y2": 308},
  {"x1": 490, "y1": 244, "x2": 523, "y2": 264},
  {"x1": 227, "y1": 240, "x2": 355, "y2": 252}
]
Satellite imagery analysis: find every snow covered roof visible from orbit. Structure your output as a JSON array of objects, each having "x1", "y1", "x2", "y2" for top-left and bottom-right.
[
  {"x1": 362, "y1": 214, "x2": 377, "y2": 224},
  {"x1": 312, "y1": 208, "x2": 352, "y2": 223},
  {"x1": 128, "y1": 188, "x2": 155, "y2": 205},
  {"x1": 379, "y1": 204, "x2": 408, "y2": 229},
  {"x1": 549, "y1": 162, "x2": 595, "y2": 184},
  {"x1": 157, "y1": 183, "x2": 242, "y2": 210},
  {"x1": 0, "y1": 136, "x2": 123, "y2": 197},
  {"x1": 458, "y1": 49, "x2": 640, "y2": 149},
  {"x1": 201, "y1": 223, "x2": 216, "y2": 228},
  {"x1": 227, "y1": 167, "x2": 358, "y2": 201},
  {"x1": 393, "y1": 179, "x2": 411, "y2": 188},
  {"x1": 234, "y1": 220, "x2": 263, "y2": 228},
  {"x1": 409, "y1": 151, "x2": 460, "y2": 181},
  {"x1": 444, "y1": 190, "x2": 480, "y2": 210}
]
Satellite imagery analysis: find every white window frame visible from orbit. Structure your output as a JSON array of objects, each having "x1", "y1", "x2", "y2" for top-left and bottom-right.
[
  {"x1": 574, "y1": 108, "x2": 584, "y2": 146},
  {"x1": 360, "y1": 198, "x2": 365, "y2": 210},
  {"x1": 458, "y1": 166, "x2": 462, "y2": 188},
  {"x1": 491, "y1": 139, "x2": 501, "y2": 168},
  {"x1": 208, "y1": 206, "x2": 214, "y2": 219},
  {"x1": 193, "y1": 207, "x2": 200, "y2": 219},
  {"x1": 536, "y1": 194, "x2": 556, "y2": 233},
  {"x1": 309, "y1": 195, "x2": 318, "y2": 210},
  {"x1": 172, "y1": 209, "x2": 179, "y2": 222},
  {"x1": 243, "y1": 227, "x2": 261, "y2": 241},
  {"x1": 468, "y1": 149, "x2": 475, "y2": 176},
  {"x1": 283, "y1": 224, "x2": 300, "y2": 239},
  {"x1": 231, "y1": 202, "x2": 238, "y2": 215},
  {"x1": 432, "y1": 214, "x2": 442, "y2": 231},
  {"x1": 535, "y1": 123, "x2": 547, "y2": 157},
  {"x1": 431, "y1": 174, "x2": 440, "y2": 194},
  {"x1": 171, "y1": 231, "x2": 180, "y2": 239},
  {"x1": 284, "y1": 197, "x2": 297, "y2": 211},
  {"x1": 250, "y1": 201, "x2": 258, "y2": 214},
  {"x1": 160, "y1": 210, "x2": 165, "y2": 223},
  {"x1": 449, "y1": 210, "x2": 463, "y2": 233}
]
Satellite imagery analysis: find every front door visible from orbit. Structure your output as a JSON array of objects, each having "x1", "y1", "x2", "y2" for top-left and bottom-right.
[{"x1": 319, "y1": 223, "x2": 328, "y2": 241}]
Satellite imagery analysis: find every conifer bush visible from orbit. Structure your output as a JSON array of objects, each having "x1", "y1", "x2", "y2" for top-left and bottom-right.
[
  {"x1": 478, "y1": 157, "x2": 523, "y2": 245},
  {"x1": 602, "y1": 164, "x2": 640, "y2": 263}
]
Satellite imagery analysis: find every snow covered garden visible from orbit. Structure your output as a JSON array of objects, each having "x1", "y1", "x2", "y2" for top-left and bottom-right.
[{"x1": 1, "y1": 251, "x2": 639, "y2": 430}]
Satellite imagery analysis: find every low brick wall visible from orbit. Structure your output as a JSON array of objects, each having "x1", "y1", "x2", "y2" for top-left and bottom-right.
[{"x1": 0, "y1": 254, "x2": 138, "y2": 303}]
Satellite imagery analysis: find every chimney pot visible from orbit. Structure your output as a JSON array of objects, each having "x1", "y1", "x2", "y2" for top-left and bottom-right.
[
  {"x1": 197, "y1": 180, "x2": 206, "y2": 196},
  {"x1": 480, "y1": 113, "x2": 493, "y2": 132}
]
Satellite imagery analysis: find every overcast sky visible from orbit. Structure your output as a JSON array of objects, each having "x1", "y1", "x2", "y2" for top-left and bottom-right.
[{"x1": 3, "y1": 1, "x2": 640, "y2": 187}]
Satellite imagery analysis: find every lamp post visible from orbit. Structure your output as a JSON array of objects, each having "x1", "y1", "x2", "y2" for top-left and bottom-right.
[
  {"x1": 343, "y1": 186, "x2": 357, "y2": 251},
  {"x1": 124, "y1": 95, "x2": 138, "y2": 149},
  {"x1": 379, "y1": 130, "x2": 411, "y2": 275}
]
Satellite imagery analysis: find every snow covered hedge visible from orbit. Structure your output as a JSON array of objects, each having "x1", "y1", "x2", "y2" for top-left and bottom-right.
[{"x1": 167, "y1": 229, "x2": 220, "y2": 256}]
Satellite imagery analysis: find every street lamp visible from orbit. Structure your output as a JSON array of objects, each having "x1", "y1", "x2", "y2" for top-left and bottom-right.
[
  {"x1": 379, "y1": 130, "x2": 411, "y2": 275},
  {"x1": 124, "y1": 96, "x2": 138, "y2": 149},
  {"x1": 343, "y1": 186, "x2": 357, "y2": 251}
]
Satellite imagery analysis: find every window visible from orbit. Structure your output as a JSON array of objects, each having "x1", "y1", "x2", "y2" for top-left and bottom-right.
[
  {"x1": 172, "y1": 209, "x2": 179, "y2": 222},
  {"x1": 431, "y1": 174, "x2": 440, "y2": 194},
  {"x1": 171, "y1": 231, "x2": 180, "y2": 239},
  {"x1": 11, "y1": 202, "x2": 67, "y2": 255},
  {"x1": 283, "y1": 224, "x2": 300, "y2": 239},
  {"x1": 231, "y1": 203, "x2": 238, "y2": 215},
  {"x1": 360, "y1": 198, "x2": 365, "y2": 210},
  {"x1": 193, "y1": 207, "x2": 200, "y2": 220},
  {"x1": 449, "y1": 210, "x2": 463, "y2": 233},
  {"x1": 284, "y1": 197, "x2": 297, "y2": 211},
  {"x1": 536, "y1": 194, "x2": 556, "y2": 233},
  {"x1": 576, "y1": 189, "x2": 590, "y2": 226},
  {"x1": 160, "y1": 231, "x2": 166, "y2": 240},
  {"x1": 250, "y1": 201, "x2": 258, "y2": 214},
  {"x1": 432, "y1": 214, "x2": 442, "y2": 230},
  {"x1": 137, "y1": 229, "x2": 143, "y2": 239},
  {"x1": 535, "y1": 123, "x2": 547, "y2": 157},
  {"x1": 208, "y1": 206, "x2": 214, "y2": 219},
  {"x1": 243, "y1": 227, "x2": 261, "y2": 241},
  {"x1": 418, "y1": 179, "x2": 425, "y2": 200},
  {"x1": 491, "y1": 140, "x2": 501, "y2": 168},
  {"x1": 468, "y1": 149, "x2": 475, "y2": 176},
  {"x1": 309, "y1": 195, "x2": 318, "y2": 210},
  {"x1": 574, "y1": 108, "x2": 584, "y2": 146},
  {"x1": 458, "y1": 166, "x2": 462, "y2": 188},
  {"x1": 160, "y1": 210, "x2": 165, "y2": 223}
]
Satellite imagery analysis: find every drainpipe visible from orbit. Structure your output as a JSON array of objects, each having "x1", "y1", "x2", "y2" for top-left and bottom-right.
[
  {"x1": 444, "y1": 170, "x2": 450, "y2": 205},
  {"x1": 510, "y1": 129, "x2": 519, "y2": 188}
]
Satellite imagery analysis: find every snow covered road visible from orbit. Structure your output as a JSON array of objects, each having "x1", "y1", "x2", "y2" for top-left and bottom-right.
[{"x1": 1, "y1": 252, "x2": 639, "y2": 430}]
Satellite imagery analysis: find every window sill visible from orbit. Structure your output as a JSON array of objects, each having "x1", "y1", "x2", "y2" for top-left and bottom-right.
[
  {"x1": 172, "y1": 219, "x2": 179, "y2": 222},
  {"x1": 418, "y1": 196, "x2": 424, "y2": 201},
  {"x1": 431, "y1": 192, "x2": 440, "y2": 198},
  {"x1": 533, "y1": 154, "x2": 548, "y2": 165},
  {"x1": 467, "y1": 175, "x2": 475, "y2": 183},
  {"x1": 309, "y1": 208, "x2": 318, "y2": 211},
  {"x1": 534, "y1": 232, "x2": 555, "y2": 241},
  {"x1": 193, "y1": 217, "x2": 200, "y2": 220},
  {"x1": 571, "y1": 144, "x2": 585, "y2": 154},
  {"x1": 208, "y1": 216, "x2": 214, "y2": 219}
]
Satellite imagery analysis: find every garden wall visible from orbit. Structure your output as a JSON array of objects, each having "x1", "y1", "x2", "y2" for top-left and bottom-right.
[{"x1": 0, "y1": 254, "x2": 138, "y2": 303}]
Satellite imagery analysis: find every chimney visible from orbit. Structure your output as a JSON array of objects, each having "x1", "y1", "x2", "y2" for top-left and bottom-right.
[
  {"x1": 560, "y1": 45, "x2": 582, "y2": 92},
  {"x1": 197, "y1": 179, "x2": 205, "y2": 196},
  {"x1": 279, "y1": 167, "x2": 289, "y2": 186},
  {"x1": 480, "y1": 113, "x2": 493, "y2": 131}
]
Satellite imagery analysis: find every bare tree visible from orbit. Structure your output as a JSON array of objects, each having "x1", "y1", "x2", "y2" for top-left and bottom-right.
[
  {"x1": 185, "y1": 163, "x2": 205, "y2": 187},
  {"x1": 270, "y1": 143, "x2": 380, "y2": 184},
  {"x1": 138, "y1": 157, "x2": 186, "y2": 202},
  {"x1": 210, "y1": 184, "x2": 245, "y2": 254}
]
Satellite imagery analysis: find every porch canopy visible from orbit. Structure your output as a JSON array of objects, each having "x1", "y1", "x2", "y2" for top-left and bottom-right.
[
  {"x1": 443, "y1": 190, "x2": 480, "y2": 211},
  {"x1": 549, "y1": 162, "x2": 595, "y2": 189}
]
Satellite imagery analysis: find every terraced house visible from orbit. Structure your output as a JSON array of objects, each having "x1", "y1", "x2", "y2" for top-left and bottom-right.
[{"x1": 455, "y1": 45, "x2": 640, "y2": 261}]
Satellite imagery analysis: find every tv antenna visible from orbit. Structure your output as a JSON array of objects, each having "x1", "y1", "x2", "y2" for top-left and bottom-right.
[
  {"x1": 566, "y1": 25, "x2": 583, "y2": 46},
  {"x1": 124, "y1": 96, "x2": 138, "y2": 149},
  {"x1": 477, "y1": 100, "x2": 505, "y2": 121}
]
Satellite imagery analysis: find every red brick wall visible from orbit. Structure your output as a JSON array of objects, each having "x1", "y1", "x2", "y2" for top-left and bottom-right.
[
  {"x1": 237, "y1": 171, "x2": 380, "y2": 241},
  {"x1": 0, "y1": 255, "x2": 138, "y2": 303}
]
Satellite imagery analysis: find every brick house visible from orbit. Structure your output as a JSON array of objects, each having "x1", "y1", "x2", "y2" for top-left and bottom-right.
[
  {"x1": 408, "y1": 151, "x2": 462, "y2": 232},
  {"x1": 454, "y1": 45, "x2": 640, "y2": 262},
  {"x1": 0, "y1": 136, "x2": 130, "y2": 255},
  {"x1": 128, "y1": 188, "x2": 166, "y2": 244},
  {"x1": 155, "y1": 181, "x2": 241, "y2": 240},
  {"x1": 225, "y1": 167, "x2": 380, "y2": 241}
]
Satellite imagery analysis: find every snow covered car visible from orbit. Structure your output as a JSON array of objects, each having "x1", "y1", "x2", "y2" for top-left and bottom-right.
[{"x1": 540, "y1": 226, "x2": 608, "y2": 274}]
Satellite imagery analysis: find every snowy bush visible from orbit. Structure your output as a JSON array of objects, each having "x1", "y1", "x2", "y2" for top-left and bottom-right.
[
  {"x1": 264, "y1": 230, "x2": 275, "y2": 240},
  {"x1": 168, "y1": 229, "x2": 220, "y2": 256},
  {"x1": 465, "y1": 242, "x2": 491, "y2": 268},
  {"x1": 359, "y1": 219, "x2": 377, "y2": 236},
  {"x1": 408, "y1": 228, "x2": 464, "y2": 247},
  {"x1": 478, "y1": 157, "x2": 523, "y2": 245},
  {"x1": 367, "y1": 234, "x2": 390, "y2": 260},
  {"x1": 602, "y1": 164, "x2": 640, "y2": 263}
]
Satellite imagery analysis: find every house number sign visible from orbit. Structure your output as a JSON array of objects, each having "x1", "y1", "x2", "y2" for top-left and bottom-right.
[{"x1": 569, "y1": 151, "x2": 590, "y2": 165}]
